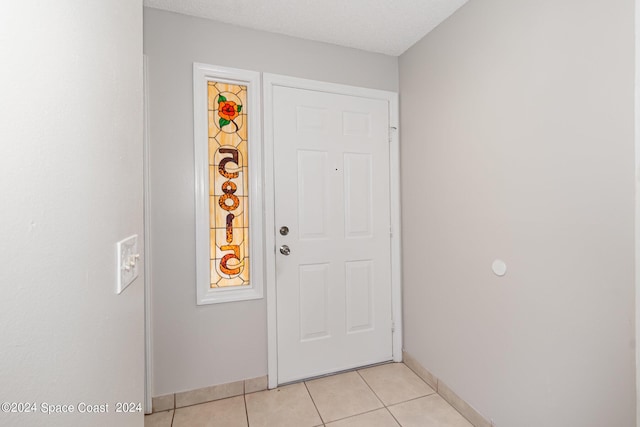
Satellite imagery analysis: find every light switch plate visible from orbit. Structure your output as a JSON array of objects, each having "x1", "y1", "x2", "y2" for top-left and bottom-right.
[{"x1": 116, "y1": 234, "x2": 139, "y2": 294}]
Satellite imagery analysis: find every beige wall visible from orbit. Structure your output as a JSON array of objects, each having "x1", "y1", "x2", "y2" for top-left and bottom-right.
[
  {"x1": 399, "y1": 0, "x2": 635, "y2": 426},
  {"x1": 143, "y1": 8, "x2": 399, "y2": 396},
  {"x1": 0, "y1": 1, "x2": 144, "y2": 426}
]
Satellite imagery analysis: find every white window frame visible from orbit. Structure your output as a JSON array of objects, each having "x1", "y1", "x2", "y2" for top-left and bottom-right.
[{"x1": 193, "y1": 63, "x2": 264, "y2": 305}]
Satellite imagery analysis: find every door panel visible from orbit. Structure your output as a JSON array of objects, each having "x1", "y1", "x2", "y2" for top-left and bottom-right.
[
  {"x1": 298, "y1": 263, "x2": 330, "y2": 341},
  {"x1": 345, "y1": 260, "x2": 374, "y2": 333},
  {"x1": 344, "y1": 153, "x2": 373, "y2": 238},
  {"x1": 274, "y1": 86, "x2": 392, "y2": 384},
  {"x1": 297, "y1": 150, "x2": 329, "y2": 239}
]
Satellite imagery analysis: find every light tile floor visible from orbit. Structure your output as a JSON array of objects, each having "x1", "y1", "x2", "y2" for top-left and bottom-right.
[{"x1": 145, "y1": 363, "x2": 473, "y2": 427}]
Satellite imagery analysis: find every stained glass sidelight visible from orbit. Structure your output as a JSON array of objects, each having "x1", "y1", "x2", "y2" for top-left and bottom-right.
[{"x1": 207, "y1": 81, "x2": 249, "y2": 288}]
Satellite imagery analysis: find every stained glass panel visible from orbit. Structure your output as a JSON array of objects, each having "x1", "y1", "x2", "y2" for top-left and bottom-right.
[{"x1": 208, "y1": 81, "x2": 249, "y2": 288}]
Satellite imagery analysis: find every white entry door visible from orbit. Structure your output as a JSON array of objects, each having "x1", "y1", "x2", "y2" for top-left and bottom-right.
[{"x1": 273, "y1": 85, "x2": 393, "y2": 384}]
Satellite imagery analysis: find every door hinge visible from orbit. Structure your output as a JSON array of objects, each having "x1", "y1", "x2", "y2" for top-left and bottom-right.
[
  {"x1": 390, "y1": 226, "x2": 393, "y2": 238},
  {"x1": 391, "y1": 321, "x2": 395, "y2": 333}
]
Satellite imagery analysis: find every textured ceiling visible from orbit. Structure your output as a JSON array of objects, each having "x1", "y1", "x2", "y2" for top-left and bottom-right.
[{"x1": 143, "y1": 0, "x2": 468, "y2": 56}]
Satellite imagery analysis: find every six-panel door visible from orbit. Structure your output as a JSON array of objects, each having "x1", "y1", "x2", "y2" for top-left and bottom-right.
[{"x1": 273, "y1": 86, "x2": 393, "y2": 384}]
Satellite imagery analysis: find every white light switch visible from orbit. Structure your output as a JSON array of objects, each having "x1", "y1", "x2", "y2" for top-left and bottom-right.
[{"x1": 116, "y1": 234, "x2": 140, "y2": 294}]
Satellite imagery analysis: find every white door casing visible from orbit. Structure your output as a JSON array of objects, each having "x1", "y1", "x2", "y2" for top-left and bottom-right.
[
  {"x1": 264, "y1": 75, "x2": 402, "y2": 387},
  {"x1": 143, "y1": 54, "x2": 153, "y2": 414}
]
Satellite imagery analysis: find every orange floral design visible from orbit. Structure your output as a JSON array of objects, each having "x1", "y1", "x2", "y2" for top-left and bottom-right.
[{"x1": 219, "y1": 101, "x2": 239, "y2": 121}]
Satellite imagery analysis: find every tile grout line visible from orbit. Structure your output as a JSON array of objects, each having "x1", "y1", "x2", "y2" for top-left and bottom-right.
[
  {"x1": 243, "y1": 393, "x2": 250, "y2": 427},
  {"x1": 403, "y1": 360, "x2": 483, "y2": 426},
  {"x1": 163, "y1": 394, "x2": 175, "y2": 427},
  {"x1": 308, "y1": 369, "x2": 391, "y2": 425},
  {"x1": 353, "y1": 369, "x2": 406, "y2": 426},
  {"x1": 158, "y1": 364, "x2": 447, "y2": 427},
  {"x1": 325, "y1": 406, "x2": 392, "y2": 425},
  {"x1": 170, "y1": 393, "x2": 245, "y2": 411},
  {"x1": 355, "y1": 369, "x2": 385, "y2": 407},
  {"x1": 356, "y1": 364, "x2": 438, "y2": 427},
  {"x1": 385, "y1": 406, "x2": 404, "y2": 427},
  {"x1": 403, "y1": 359, "x2": 484, "y2": 426},
  {"x1": 243, "y1": 380, "x2": 250, "y2": 427},
  {"x1": 168, "y1": 393, "x2": 176, "y2": 426},
  {"x1": 303, "y1": 381, "x2": 326, "y2": 425},
  {"x1": 387, "y1": 393, "x2": 438, "y2": 408},
  {"x1": 402, "y1": 361, "x2": 437, "y2": 392},
  {"x1": 402, "y1": 362, "x2": 439, "y2": 396}
]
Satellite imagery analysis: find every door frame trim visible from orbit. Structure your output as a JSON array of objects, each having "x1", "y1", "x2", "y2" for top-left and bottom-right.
[
  {"x1": 143, "y1": 54, "x2": 153, "y2": 414},
  {"x1": 263, "y1": 74, "x2": 402, "y2": 389}
]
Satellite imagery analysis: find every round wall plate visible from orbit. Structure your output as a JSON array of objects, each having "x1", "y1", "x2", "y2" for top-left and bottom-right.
[{"x1": 492, "y1": 259, "x2": 507, "y2": 277}]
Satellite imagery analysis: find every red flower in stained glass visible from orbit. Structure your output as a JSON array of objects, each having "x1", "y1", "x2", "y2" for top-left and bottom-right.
[
  {"x1": 217, "y1": 94, "x2": 243, "y2": 129},
  {"x1": 219, "y1": 100, "x2": 239, "y2": 121}
]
